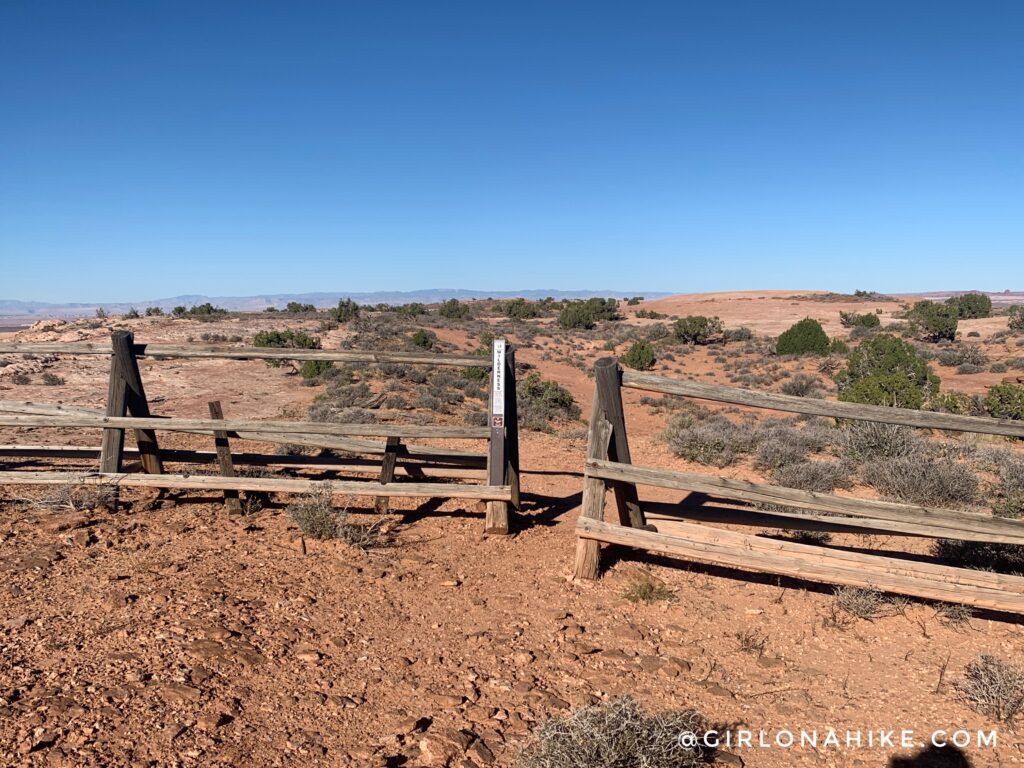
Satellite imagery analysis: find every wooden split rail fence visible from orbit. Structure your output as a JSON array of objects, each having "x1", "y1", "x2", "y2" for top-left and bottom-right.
[
  {"x1": 0, "y1": 332, "x2": 520, "y2": 533},
  {"x1": 574, "y1": 357, "x2": 1024, "y2": 614}
]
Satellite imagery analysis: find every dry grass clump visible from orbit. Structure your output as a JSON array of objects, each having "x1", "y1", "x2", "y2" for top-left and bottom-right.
[
  {"x1": 24, "y1": 483, "x2": 116, "y2": 513},
  {"x1": 516, "y1": 696, "x2": 709, "y2": 768},
  {"x1": 863, "y1": 456, "x2": 979, "y2": 507},
  {"x1": 830, "y1": 587, "x2": 907, "y2": 623},
  {"x1": 770, "y1": 459, "x2": 852, "y2": 493},
  {"x1": 836, "y1": 421, "x2": 922, "y2": 460},
  {"x1": 663, "y1": 409, "x2": 759, "y2": 467},
  {"x1": 779, "y1": 372, "x2": 822, "y2": 397},
  {"x1": 955, "y1": 655, "x2": 1024, "y2": 725},
  {"x1": 622, "y1": 573, "x2": 675, "y2": 604},
  {"x1": 287, "y1": 487, "x2": 386, "y2": 548}
]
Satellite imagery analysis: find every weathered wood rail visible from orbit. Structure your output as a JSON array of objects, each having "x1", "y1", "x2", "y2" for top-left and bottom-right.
[
  {"x1": 0, "y1": 332, "x2": 520, "y2": 532},
  {"x1": 574, "y1": 358, "x2": 1024, "y2": 613}
]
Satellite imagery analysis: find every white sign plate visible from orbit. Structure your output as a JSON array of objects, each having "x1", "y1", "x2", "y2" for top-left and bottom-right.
[{"x1": 491, "y1": 338, "x2": 506, "y2": 417}]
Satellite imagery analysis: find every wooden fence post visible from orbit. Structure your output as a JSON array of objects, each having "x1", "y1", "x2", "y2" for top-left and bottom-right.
[
  {"x1": 593, "y1": 357, "x2": 645, "y2": 528},
  {"x1": 375, "y1": 436, "x2": 401, "y2": 513},
  {"x1": 99, "y1": 331, "x2": 163, "y2": 474},
  {"x1": 208, "y1": 400, "x2": 241, "y2": 513},
  {"x1": 485, "y1": 338, "x2": 510, "y2": 534},
  {"x1": 574, "y1": 381, "x2": 614, "y2": 579}
]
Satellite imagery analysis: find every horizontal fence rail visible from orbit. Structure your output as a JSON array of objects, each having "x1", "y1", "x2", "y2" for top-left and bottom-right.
[
  {"x1": 0, "y1": 470, "x2": 511, "y2": 500},
  {"x1": 587, "y1": 458, "x2": 1024, "y2": 545},
  {"x1": 577, "y1": 517, "x2": 1024, "y2": 613},
  {"x1": 0, "y1": 343, "x2": 490, "y2": 367},
  {"x1": 574, "y1": 357, "x2": 1024, "y2": 614},
  {"x1": 621, "y1": 370, "x2": 1024, "y2": 438},
  {"x1": 0, "y1": 414, "x2": 489, "y2": 440}
]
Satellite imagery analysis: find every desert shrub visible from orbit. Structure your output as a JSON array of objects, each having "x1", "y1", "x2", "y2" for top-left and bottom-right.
[
  {"x1": 410, "y1": 329, "x2": 436, "y2": 350},
  {"x1": 947, "y1": 293, "x2": 993, "y2": 320},
  {"x1": 724, "y1": 326, "x2": 753, "y2": 342},
  {"x1": 834, "y1": 334, "x2": 939, "y2": 409},
  {"x1": 910, "y1": 300, "x2": 958, "y2": 342},
  {"x1": 930, "y1": 390, "x2": 986, "y2": 416},
  {"x1": 41, "y1": 372, "x2": 65, "y2": 386},
  {"x1": 779, "y1": 373, "x2": 821, "y2": 397},
  {"x1": 956, "y1": 362, "x2": 984, "y2": 374},
  {"x1": 991, "y1": 362, "x2": 1008, "y2": 373},
  {"x1": 829, "y1": 339, "x2": 850, "y2": 355},
  {"x1": 288, "y1": 487, "x2": 341, "y2": 539},
  {"x1": 517, "y1": 372, "x2": 581, "y2": 431},
  {"x1": 621, "y1": 340, "x2": 656, "y2": 370},
  {"x1": 771, "y1": 459, "x2": 851, "y2": 492},
  {"x1": 253, "y1": 329, "x2": 320, "y2": 350},
  {"x1": 837, "y1": 421, "x2": 922, "y2": 460},
  {"x1": 11, "y1": 373, "x2": 31, "y2": 385},
  {"x1": 300, "y1": 360, "x2": 333, "y2": 380},
  {"x1": 558, "y1": 298, "x2": 620, "y2": 330},
  {"x1": 516, "y1": 696, "x2": 707, "y2": 768},
  {"x1": 984, "y1": 382, "x2": 1024, "y2": 420},
  {"x1": 991, "y1": 459, "x2": 1024, "y2": 520},
  {"x1": 1009, "y1": 305, "x2": 1024, "y2": 333},
  {"x1": 395, "y1": 302, "x2": 427, "y2": 318},
  {"x1": 626, "y1": 296, "x2": 644, "y2": 305},
  {"x1": 776, "y1": 318, "x2": 829, "y2": 356},
  {"x1": 864, "y1": 456, "x2": 978, "y2": 507},
  {"x1": 753, "y1": 422, "x2": 831, "y2": 469},
  {"x1": 123, "y1": 307, "x2": 140, "y2": 319},
  {"x1": 622, "y1": 574, "x2": 675, "y2": 603},
  {"x1": 171, "y1": 305, "x2": 187, "y2": 317},
  {"x1": 936, "y1": 344, "x2": 988, "y2": 367},
  {"x1": 438, "y1": 298, "x2": 470, "y2": 319},
  {"x1": 330, "y1": 298, "x2": 360, "y2": 323},
  {"x1": 955, "y1": 655, "x2": 1024, "y2": 725},
  {"x1": 186, "y1": 302, "x2": 227, "y2": 317},
  {"x1": 95, "y1": 307, "x2": 107, "y2": 319},
  {"x1": 286, "y1": 301, "x2": 316, "y2": 313},
  {"x1": 672, "y1": 315, "x2": 723, "y2": 345},
  {"x1": 832, "y1": 587, "x2": 892, "y2": 620},
  {"x1": 635, "y1": 308, "x2": 667, "y2": 319},
  {"x1": 839, "y1": 311, "x2": 880, "y2": 329},
  {"x1": 935, "y1": 538, "x2": 1024, "y2": 575},
  {"x1": 664, "y1": 411, "x2": 759, "y2": 467},
  {"x1": 144, "y1": 306, "x2": 164, "y2": 316},
  {"x1": 645, "y1": 323, "x2": 670, "y2": 342}
]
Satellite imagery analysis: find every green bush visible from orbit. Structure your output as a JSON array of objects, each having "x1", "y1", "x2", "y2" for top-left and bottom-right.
[
  {"x1": 621, "y1": 341, "x2": 656, "y2": 370},
  {"x1": 947, "y1": 293, "x2": 993, "y2": 319},
  {"x1": 253, "y1": 329, "x2": 320, "y2": 349},
  {"x1": 517, "y1": 372, "x2": 581, "y2": 431},
  {"x1": 635, "y1": 308, "x2": 667, "y2": 320},
  {"x1": 910, "y1": 300, "x2": 958, "y2": 341},
  {"x1": 410, "y1": 329, "x2": 436, "y2": 349},
  {"x1": 438, "y1": 298, "x2": 470, "y2": 319},
  {"x1": 671, "y1": 315, "x2": 723, "y2": 345},
  {"x1": 504, "y1": 298, "x2": 541, "y2": 320},
  {"x1": 144, "y1": 306, "x2": 164, "y2": 316},
  {"x1": 1009, "y1": 305, "x2": 1024, "y2": 333},
  {"x1": 776, "y1": 318, "x2": 829, "y2": 356},
  {"x1": 558, "y1": 298, "x2": 620, "y2": 330},
  {"x1": 331, "y1": 298, "x2": 360, "y2": 323},
  {"x1": 172, "y1": 305, "x2": 187, "y2": 317},
  {"x1": 839, "y1": 311, "x2": 880, "y2": 329},
  {"x1": 395, "y1": 302, "x2": 427, "y2": 318},
  {"x1": 300, "y1": 360, "x2": 333, "y2": 380},
  {"x1": 186, "y1": 302, "x2": 228, "y2": 317},
  {"x1": 286, "y1": 301, "x2": 316, "y2": 313},
  {"x1": 835, "y1": 334, "x2": 939, "y2": 409},
  {"x1": 984, "y1": 382, "x2": 1024, "y2": 420}
]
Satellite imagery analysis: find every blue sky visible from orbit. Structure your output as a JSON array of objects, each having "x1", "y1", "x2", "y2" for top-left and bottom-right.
[{"x1": 1, "y1": 1, "x2": 1021, "y2": 302}]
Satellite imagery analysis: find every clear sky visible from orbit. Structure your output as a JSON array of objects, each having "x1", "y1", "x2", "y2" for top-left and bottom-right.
[{"x1": 1, "y1": 1, "x2": 1021, "y2": 302}]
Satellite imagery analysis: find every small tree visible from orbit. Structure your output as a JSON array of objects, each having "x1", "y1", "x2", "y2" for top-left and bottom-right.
[
  {"x1": 286, "y1": 301, "x2": 316, "y2": 313},
  {"x1": 331, "y1": 298, "x2": 360, "y2": 323},
  {"x1": 438, "y1": 298, "x2": 470, "y2": 319},
  {"x1": 835, "y1": 333, "x2": 939, "y2": 409},
  {"x1": 144, "y1": 306, "x2": 164, "y2": 316},
  {"x1": 124, "y1": 307, "x2": 140, "y2": 319},
  {"x1": 672, "y1": 315, "x2": 723, "y2": 345},
  {"x1": 776, "y1": 318, "x2": 829, "y2": 356},
  {"x1": 621, "y1": 340, "x2": 656, "y2": 370},
  {"x1": 911, "y1": 300, "x2": 958, "y2": 341},
  {"x1": 171, "y1": 305, "x2": 187, "y2": 317},
  {"x1": 947, "y1": 293, "x2": 992, "y2": 319}
]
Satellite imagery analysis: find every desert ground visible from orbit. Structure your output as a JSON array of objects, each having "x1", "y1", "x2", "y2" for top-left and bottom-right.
[{"x1": 1, "y1": 290, "x2": 1023, "y2": 768}]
